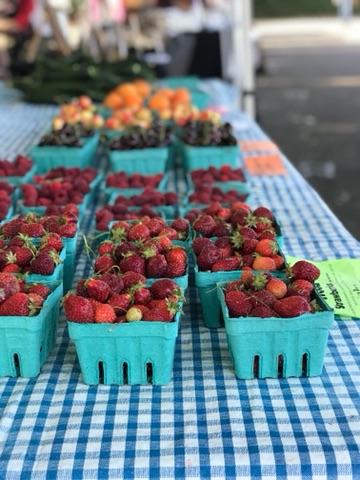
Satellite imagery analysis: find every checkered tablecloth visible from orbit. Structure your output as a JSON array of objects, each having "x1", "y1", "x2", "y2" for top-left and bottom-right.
[{"x1": 1, "y1": 82, "x2": 360, "y2": 480}]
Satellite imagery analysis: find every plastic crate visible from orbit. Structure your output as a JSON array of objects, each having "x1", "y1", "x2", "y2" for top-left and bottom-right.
[
  {"x1": 0, "y1": 283, "x2": 63, "y2": 378},
  {"x1": 194, "y1": 258, "x2": 287, "y2": 329},
  {"x1": 29, "y1": 134, "x2": 99, "y2": 173},
  {"x1": 68, "y1": 312, "x2": 181, "y2": 385},
  {"x1": 26, "y1": 247, "x2": 66, "y2": 284},
  {"x1": 104, "y1": 173, "x2": 168, "y2": 200},
  {"x1": 109, "y1": 147, "x2": 169, "y2": 174},
  {"x1": 1, "y1": 165, "x2": 36, "y2": 186},
  {"x1": 181, "y1": 143, "x2": 240, "y2": 172},
  {"x1": 217, "y1": 284, "x2": 334, "y2": 379}
]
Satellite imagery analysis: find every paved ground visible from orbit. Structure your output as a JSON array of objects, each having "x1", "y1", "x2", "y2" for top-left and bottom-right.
[{"x1": 255, "y1": 18, "x2": 360, "y2": 240}]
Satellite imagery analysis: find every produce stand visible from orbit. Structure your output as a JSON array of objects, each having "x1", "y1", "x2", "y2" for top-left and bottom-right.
[{"x1": 1, "y1": 81, "x2": 360, "y2": 479}]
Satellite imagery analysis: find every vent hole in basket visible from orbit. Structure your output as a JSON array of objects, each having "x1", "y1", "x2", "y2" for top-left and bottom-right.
[
  {"x1": 122, "y1": 362, "x2": 129, "y2": 385},
  {"x1": 98, "y1": 361, "x2": 105, "y2": 384},
  {"x1": 277, "y1": 355, "x2": 284, "y2": 378},
  {"x1": 146, "y1": 362, "x2": 153, "y2": 385},
  {"x1": 13, "y1": 354, "x2": 21, "y2": 377},
  {"x1": 301, "y1": 353, "x2": 309, "y2": 377},
  {"x1": 253, "y1": 355, "x2": 260, "y2": 378}
]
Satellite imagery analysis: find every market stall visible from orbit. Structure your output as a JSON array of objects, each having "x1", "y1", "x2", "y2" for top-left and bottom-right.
[{"x1": 0, "y1": 80, "x2": 359, "y2": 478}]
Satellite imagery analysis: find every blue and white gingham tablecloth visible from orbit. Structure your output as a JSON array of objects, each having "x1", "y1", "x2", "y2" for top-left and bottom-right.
[{"x1": 0, "y1": 82, "x2": 360, "y2": 479}]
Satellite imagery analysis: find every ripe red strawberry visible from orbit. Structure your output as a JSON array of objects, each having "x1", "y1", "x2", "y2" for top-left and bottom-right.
[
  {"x1": 250, "y1": 305, "x2": 275, "y2": 318},
  {"x1": 170, "y1": 218, "x2": 189, "y2": 238},
  {"x1": 132, "y1": 304, "x2": 150, "y2": 317},
  {"x1": 133, "y1": 287, "x2": 151, "y2": 304},
  {"x1": 241, "y1": 268, "x2": 254, "y2": 286},
  {"x1": 242, "y1": 238, "x2": 258, "y2": 254},
  {"x1": 239, "y1": 226, "x2": 258, "y2": 239},
  {"x1": 98, "y1": 272, "x2": 124, "y2": 293},
  {"x1": 212, "y1": 257, "x2": 240, "y2": 272},
  {"x1": 225, "y1": 290, "x2": 252, "y2": 317},
  {"x1": 122, "y1": 271, "x2": 146, "y2": 289},
  {"x1": 143, "y1": 307, "x2": 172, "y2": 322},
  {"x1": 266, "y1": 278, "x2": 287, "y2": 299},
  {"x1": 27, "y1": 284, "x2": 51, "y2": 299},
  {"x1": 94, "y1": 303, "x2": 116, "y2": 323},
  {"x1": 192, "y1": 215, "x2": 217, "y2": 237},
  {"x1": 119, "y1": 254, "x2": 145, "y2": 275},
  {"x1": 94, "y1": 254, "x2": 115, "y2": 273},
  {"x1": 9, "y1": 246, "x2": 34, "y2": 266},
  {"x1": 166, "y1": 247, "x2": 187, "y2": 277},
  {"x1": 255, "y1": 239, "x2": 278, "y2": 257},
  {"x1": 64, "y1": 293, "x2": 94, "y2": 323},
  {"x1": 288, "y1": 279, "x2": 313, "y2": 298},
  {"x1": 42, "y1": 233, "x2": 63, "y2": 252},
  {"x1": 252, "y1": 256, "x2": 276, "y2": 271},
  {"x1": 150, "y1": 279, "x2": 179, "y2": 299},
  {"x1": 128, "y1": 223, "x2": 151, "y2": 241},
  {"x1": 224, "y1": 279, "x2": 243, "y2": 294},
  {"x1": 290, "y1": 261, "x2": 320, "y2": 282},
  {"x1": 98, "y1": 241, "x2": 114, "y2": 256},
  {"x1": 258, "y1": 230, "x2": 276, "y2": 241},
  {"x1": 1, "y1": 264, "x2": 20, "y2": 273},
  {"x1": 192, "y1": 237, "x2": 212, "y2": 255},
  {"x1": 1, "y1": 217, "x2": 22, "y2": 237},
  {"x1": 113, "y1": 241, "x2": 138, "y2": 260},
  {"x1": 253, "y1": 206, "x2": 273, "y2": 220},
  {"x1": 86, "y1": 278, "x2": 111, "y2": 303},
  {"x1": 28, "y1": 293, "x2": 44, "y2": 308},
  {"x1": 76, "y1": 279, "x2": 88, "y2": 297},
  {"x1": 58, "y1": 223, "x2": 77, "y2": 237},
  {"x1": 197, "y1": 245, "x2": 220, "y2": 271},
  {"x1": 109, "y1": 293, "x2": 131, "y2": 313},
  {"x1": 152, "y1": 235, "x2": 172, "y2": 253},
  {"x1": 158, "y1": 227, "x2": 178, "y2": 240},
  {"x1": 0, "y1": 292, "x2": 38, "y2": 316},
  {"x1": 273, "y1": 296, "x2": 311, "y2": 318},
  {"x1": 273, "y1": 254, "x2": 285, "y2": 269},
  {"x1": 248, "y1": 289, "x2": 276, "y2": 307},
  {"x1": 242, "y1": 254, "x2": 255, "y2": 267},
  {"x1": 212, "y1": 221, "x2": 231, "y2": 237},
  {"x1": 20, "y1": 223, "x2": 45, "y2": 237},
  {"x1": 30, "y1": 250, "x2": 59, "y2": 275},
  {"x1": 146, "y1": 254, "x2": 168, "y2": 278}
]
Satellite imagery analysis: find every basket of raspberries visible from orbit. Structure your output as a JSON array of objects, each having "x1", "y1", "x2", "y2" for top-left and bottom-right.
[
  {"x1": 104, "y1": 172, "x2": 167, "y2": 199},
  {"x1": 0, "y1": 155, "x2": 35, "y2": 185},
  {"x1": 30, "y1": 124, "x2": 99, "y2": 172},
  {"x1": 0, "y1": 273, "x2": 62, "y2": 378},
  {"x1": 217, "y1": 261, "x2": 334, "y2": 379},
  {"x1": 64, "y1": 274, "x2": 184, "y2": 385},
  {"x1": 93, "y1": 220, "x2": 189, "y2": 290},
  {"x1": 180, "y1": 120, "x2": 240, "y2": 171}
]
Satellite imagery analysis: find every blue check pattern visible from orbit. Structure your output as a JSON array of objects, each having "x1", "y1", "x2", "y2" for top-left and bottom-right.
[{"x1": 0, "y1": 82, "x2": 360, "y2": 479}]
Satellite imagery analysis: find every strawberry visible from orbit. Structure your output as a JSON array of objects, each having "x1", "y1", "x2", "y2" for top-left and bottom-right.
[
  {"x1": 250, "y1": 305, "x2": 276, "y2": 318},
  {"x1": 125, "y1": 306, "x2": 143, "y2": 322},
  {"x1": 30, "y1": 250, "x2": 59, "y2": 275},
  {"x1": 150, "y1": 279, "x2": 179, "y2": 299},
  {"x1": 86, "y1": 278, "x2": 111, "y2": 303},
  {"x1": 94, "y1": 303, "x2": 116, "y2": 323},
  {"x1": 255, "y1": 239, "x2": 278, "y2": 257},
  {"x1": 273, "y1": 296, "x2": 311, "y2": 317},
  {"x1": 98, "y1": 272, "x2": 124, "y2": 293},
  {"x1": 132, "y1": 304, "x2": 150, "y2": 316},
  {"x1": 119, "y1": 254, "x2": 145, "y2": 275},
  {"x1": 152, "y1": 235, "x2": 172, "y2": 253},
  {"x1": 28, "y1": 293, "x2": 44, "y2": 308},
  {"x1": 266, "y1": 278, "x2": 287, "y2": 299},
  {"x1": 64, "y1": 294, "x2": 94, "y2": 322},
  {"x1": 193, "y1": 215, "x2": 216, "y2": 237},
  {"x1": 58, "y1": 223, "x2": 77, "y2": 237},
  {"x1": 170, "y1": 218, "x2": 189, "y2": 238},
  {"x1": 76, "y1": 279, "x2": 89, "y2": 297},
  {"x1": 113, "y1": 241, "x2": 138, "y2": 260},
  {"x1": 258, "y1": 230, "x2": 276, "y2": 241},
  {"x1": 146, "y1": 254, "x2": 168, "y2": 278},
  {"x1": 197, "y1": 245, "x2": 220, "y2": 271},
  {"x1": 290, "y1": 261, "x2": 320, "y2": 282},
  {"x1": 9, "y1": 246, "x2": 34, "y2": 266},
  {"x1": 94, "y1": 254, "x2": 115, "y2": 273},
  {"x1": 241, "y1": 268, "x2": 254, "y2": 286},
  {"x1": 288, "y1": 279, "x2": 313, "y2": 298},
  {"x1": 253, "y1": 206, "x2": 273, "y2": 220},
  {"x1": 133, "y1": 286, "x2": 151, "y2": 304},
  {"x1": 239, "y1": 226, "x2": 257, "y2": 239},
  {"x1": 273, "y1": 254, "x2": 285, "y2": 269},
  {"x1": 211, "y1": 257, "x2": 240, "y2": 272},
  {"x1": 143, "y1": 308, "x2": 171, "y2": 322},
  {"x1": 158, "y1": 227, "x2": 178, "y2": 241},
  {"x1": 1, "y1": 218, "x2": 23, "y2": 237},
  {"x1": 242, "y1": 238, "x2": 258, "y2": 254},
  {"x1": 98, "y1": 241, "x2": 114, "y2": 256},
  {"x1": 225, "y1": 290, "x2": 252, "y2": 317},
  {"x1": 252, "y1": 256, "x2": 276, "y2": 271},
  {"x1": 122, "y1": 271, "x2": 146, "y2": 289},
  {"x1": 0, "y1": 292, "x2": 39, "y2": 316},
  {"x1": 27, "y1": 284, "x2": 51, "y2": 299},
  {"x1": 2, "y1": 264, "x2": 20, "y2": 273},
  {"x1": 145, "y1": 218, "x2": 165, "y2": 236},
  {"x1": 109, "y1": 293, "x2": 132, "y2": 313},
  {"x1": 128, "y1": 223, "x2": 151, "y2": 241},
  {"x1": 192, "y1": 237, "x2": 212, "y2": 255},
  {"x1": 20, "y1": 223, "x2": 45, "y2": 237},
  {"x1": 248, "y1": 289, "x2": 276, "y2": 307},
  {"x1": 166, "y1": 247, "x2": 187, "y2": 277},
  {"x1": 42, "y1": 233, "x2": 63, "y2": 252}
]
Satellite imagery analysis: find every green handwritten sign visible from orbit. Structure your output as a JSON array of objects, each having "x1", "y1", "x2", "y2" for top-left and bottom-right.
[{"x1": 287, "y1": 257, "x2": 360, "y2": 319}]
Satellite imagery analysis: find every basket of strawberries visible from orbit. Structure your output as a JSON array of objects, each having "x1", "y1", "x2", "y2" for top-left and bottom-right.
[
  {"x1": 0, "y1": 155, "x2": 35, "y2": 186},
  {"x1": 0, "y1": 274, "x2": 62, "y2": 377},
  {"x1": 64, "y1": 276, "x2": 183, "y2": 385},
  {"x1": 217, "y1": 261, "x2": 334, "y2": 379},
  {"x1": 104, "y1": 172, "x2": 168, "y2": 199}
]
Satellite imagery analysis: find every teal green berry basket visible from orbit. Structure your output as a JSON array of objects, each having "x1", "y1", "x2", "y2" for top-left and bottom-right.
[
  {"x1": 26, "y1": 247, "x2": 66, "y2": 284},
  {"x1": 63, "y1": 234, "x2": 78, "y2": 291},
  {"x1": 2, "y1": 165, "x2": 36, "y2": 186},
  {"x1": 0, "y1": 282, "x2": 63, "y2": 378},
  {"x1": 190, "y1": 90, "x2": 211, "y2": 109},
  {"x1": 159, "y1": 76, "x2": 199, "y2": 90},
  {"x1": 217, "y1": 284, "x2": 334, "y2": 379},
  {"x1": 68, "y1": 312, "x2": 181, "y2": 385},
  {"x1": 104, "y1": 173, "x2": 168, "y2": 200},
  {"x1": 109, "y1": 147, "x2": 169, "y2": 174},
  {"x1": 194, "y1": 257, "x2": 287, "y2": 329},
  {"x1": 29, "y1": 134, "x2": 99, "y2": 173},
  {"x1": 181, "y1": 143, "x2": 241, "y2": 172}
]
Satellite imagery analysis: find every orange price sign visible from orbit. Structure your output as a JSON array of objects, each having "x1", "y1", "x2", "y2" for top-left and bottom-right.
[
  {"x1": 244, "y1": 154, "x2": 287, "y2": 176},
  {"x1": 239, "y1": 140, "x2": 279, "y2": 153}
]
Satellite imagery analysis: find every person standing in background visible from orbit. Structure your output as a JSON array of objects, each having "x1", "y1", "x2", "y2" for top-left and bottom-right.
[{"x1": 0, "y1": 0, "x2": 35, "y2": 33}]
